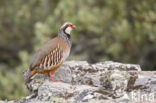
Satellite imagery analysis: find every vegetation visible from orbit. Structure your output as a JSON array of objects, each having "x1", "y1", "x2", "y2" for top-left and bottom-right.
[{"x1": 0, "y1": 0, "x2": 155, "y2": 100}]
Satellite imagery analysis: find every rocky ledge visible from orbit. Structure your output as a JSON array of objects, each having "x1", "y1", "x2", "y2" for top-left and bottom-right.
[{"x1": 1, "y1": 61, "x2": 156, "y2": 103}]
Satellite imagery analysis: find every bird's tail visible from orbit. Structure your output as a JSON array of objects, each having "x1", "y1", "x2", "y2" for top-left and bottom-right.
[{"x1": 25, "y1": 69, "x2": 37, "y2": 83}]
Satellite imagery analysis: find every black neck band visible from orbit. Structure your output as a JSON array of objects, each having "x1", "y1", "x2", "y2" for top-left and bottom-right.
[
  {"x1": 63, "y1": 26, "x2": 71, "y2": 39},
  {"x1": 66, "y1": 34, "x2": 71, "y2": 39}
]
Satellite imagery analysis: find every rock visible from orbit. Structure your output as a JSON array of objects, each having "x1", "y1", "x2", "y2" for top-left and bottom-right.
[{"x1": 2, "y1": 61, "x2": 156, "y2": 103}]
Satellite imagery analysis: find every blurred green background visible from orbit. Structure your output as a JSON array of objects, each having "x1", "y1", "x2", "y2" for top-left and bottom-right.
[{"x1": 0, "y1": 0, "x2": 156, "y2": 100}]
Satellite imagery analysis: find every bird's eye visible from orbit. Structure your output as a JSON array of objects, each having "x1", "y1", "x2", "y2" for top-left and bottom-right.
[{"x1": 66, "y1": 24, "x2": 71, "y2": 27}]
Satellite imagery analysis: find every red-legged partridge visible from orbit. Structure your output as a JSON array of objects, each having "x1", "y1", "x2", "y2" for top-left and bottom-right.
[{"x1": 26, "y1": 22, "x2": 76, "y2": 82}]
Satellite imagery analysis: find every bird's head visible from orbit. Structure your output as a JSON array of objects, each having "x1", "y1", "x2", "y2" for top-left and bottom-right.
[{"x1": 59, "y1": 22, "x2": 76, "y2": 35}]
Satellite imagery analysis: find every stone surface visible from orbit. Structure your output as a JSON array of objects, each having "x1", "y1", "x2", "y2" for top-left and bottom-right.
[{"x1": 1, "y1": 61, "x2": 156, "y2": 103}]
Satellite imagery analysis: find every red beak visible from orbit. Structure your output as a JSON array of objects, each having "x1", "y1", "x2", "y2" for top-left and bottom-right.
[{"x1": 71, "y1": 25, "x2": 76, "y2": 29}]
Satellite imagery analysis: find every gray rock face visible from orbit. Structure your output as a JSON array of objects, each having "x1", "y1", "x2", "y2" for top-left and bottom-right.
[{"x1": 2, "y1": 61, "x2": 156, "y2": 103}]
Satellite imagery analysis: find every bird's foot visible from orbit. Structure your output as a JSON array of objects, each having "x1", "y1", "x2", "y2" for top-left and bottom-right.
[
  {"x1": 49, "y1": 72, "x2": 60, "y2": 82},
  {"x1": 50, "y1": 77, "x2": 60, "y2": 82}
]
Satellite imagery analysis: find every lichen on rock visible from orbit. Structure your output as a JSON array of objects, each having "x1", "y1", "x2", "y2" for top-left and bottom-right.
[{"x1": 4, "y1": 61, "x2": 155, "y2": 103}]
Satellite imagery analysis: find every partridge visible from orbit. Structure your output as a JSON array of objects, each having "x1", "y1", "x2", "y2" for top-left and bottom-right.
[{"x1": 26, "y1": 22, "x2": 76, "y2": 83}]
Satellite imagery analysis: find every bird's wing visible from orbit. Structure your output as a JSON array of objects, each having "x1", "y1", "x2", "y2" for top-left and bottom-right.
[{"x1": 29, "y1": 37, "x2": 63, "y2": 71}]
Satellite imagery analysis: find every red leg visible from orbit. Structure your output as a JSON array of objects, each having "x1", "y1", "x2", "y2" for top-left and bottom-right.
[{"x1": 49, "y1": 72, "x2": 59, "y2": 82}]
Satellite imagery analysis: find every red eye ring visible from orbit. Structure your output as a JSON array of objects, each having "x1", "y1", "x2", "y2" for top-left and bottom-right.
[
  {"x1": 66, "y1": 24, "x2": 76, "y2": 29},
  {"x1": 66, "y1": 24, "x2": 71, "y2": 27}
]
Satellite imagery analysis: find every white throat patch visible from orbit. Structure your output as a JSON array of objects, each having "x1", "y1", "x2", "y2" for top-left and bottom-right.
[{"x1": 65, "y1": 27, "x2": 72, "y2": 34}]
